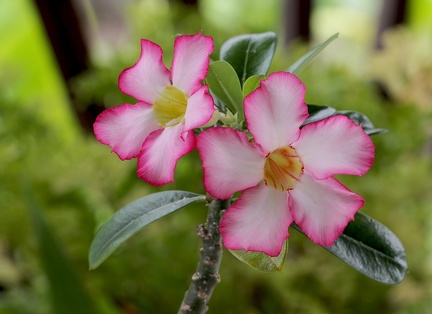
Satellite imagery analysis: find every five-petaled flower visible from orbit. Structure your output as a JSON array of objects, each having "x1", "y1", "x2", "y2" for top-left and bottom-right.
[
  {"x1": 94, "y1": 33, "x2": 215, "y2": 185},
  {"x1": 197, "y1": 72, "x2": 375, "y2": 257}
]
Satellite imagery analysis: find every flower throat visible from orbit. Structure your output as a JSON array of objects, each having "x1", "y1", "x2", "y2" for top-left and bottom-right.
[
  {"x1": 263, "y1": 146, "x2": 304, "y2": 191},
  {"x1": 153, "y1": 86, "x2": 187, "y2": 126}
]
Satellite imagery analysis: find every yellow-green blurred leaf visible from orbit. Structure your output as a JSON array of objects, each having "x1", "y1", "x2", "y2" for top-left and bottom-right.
[{"x1": 228, "y1": 240, "x2": 288, "y2": 272}]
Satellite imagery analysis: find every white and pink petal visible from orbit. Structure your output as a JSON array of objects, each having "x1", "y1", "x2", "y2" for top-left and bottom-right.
[
  {"x1": 137, "y1": 123, "x2": 195, "y2": 185},
  {"x1": 293, "y1": 115, "x2": 375, "y2": 179},
  {"x1": 93, "y1": 102, "x2": 160, "y2": 160},
  {"x1": 220, "y1": 184, "x2": 292, "y2": 257},
  {"x1": 118, "y1": 39, "x2": 171, "y2": 103},
  {"x1": 196, "y1": 127, "x2": 265, "y2": 200},
  {"x1": 245, "y1": 72, "x2": 308, "y2": 152},
  {"x1": 289, "y1": 174, "x2": 364, "y2": 247},
  {"x1": 183, "y1": 85, "x2": 215, "y2": 132},
  {"x1": 171, "y1": 33, "x2": 214, "y2": 96}
]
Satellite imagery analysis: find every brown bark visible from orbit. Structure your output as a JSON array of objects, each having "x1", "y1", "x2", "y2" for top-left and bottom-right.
[
  {"x1": 33, "y1": 0, "x2": 104, "y2": 132},
  {"x1": 179, "y1": 197, "x2": 230, "y2": 314},
  {"x1": 375, "y1": 0, "x2": 407, "y2": 49},
  {"x1": 282, "y1": 0, "x2": 312, "y2": 46}
]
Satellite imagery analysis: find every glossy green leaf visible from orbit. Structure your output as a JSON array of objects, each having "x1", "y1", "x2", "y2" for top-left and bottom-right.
[
  {"x1": 206, "y1": 60, "x2": 244, "y2": 117},
  {"x1": 303, "y1": 104, "x2": 337, "y2": 125},
  {"x1": 302, "y1": 105, "x2": 388, "y2": 135},
  {"x1": 335, "y1": 110, "x2": 388, "y2": 135},
  {"x1": 291, "y1": 211, "x2": 407, "y2": 284},
  {"x1": 243, "y1": 74, "x2": 265, "y2": 97},
  {"x1": 220, "y1": 32, "x2": 277, "y2": 85},
  {"x1": 228, "y1": 240, "x2": 288, "y2": 272},
  {"x1": 89, "y1": 191, "x2": 206, "y2": 269},
  {"x1": 287, "y1": 33, "x2": 339, "y2": 75},
  {"x1": 24, "y1": 181, "x2": 97, "y2": 314}
]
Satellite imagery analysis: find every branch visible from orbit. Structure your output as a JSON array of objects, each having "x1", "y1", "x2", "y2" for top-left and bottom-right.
[{"x1": 178, "y1": 197, "x2": 230, "y2": 313}]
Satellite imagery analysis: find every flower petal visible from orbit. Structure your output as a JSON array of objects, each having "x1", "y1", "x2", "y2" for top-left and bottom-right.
[
  {"x1": 137, "y1": 123, "x2": 195, "y2": 185},
  {"x1": 183, "y1": 85, "x2": 215, "y2": 132},
  {"x1": 196, "y1": 127, "x2": 265, "y2": 199},
  {"x1": 245, "y1": 72, "x2": 308, "y2": 152},
  {"x1": 93, "y1": 102, "x2": 160, "y2": 160},
  {"x1": 118, "y1": 39, "x2": 171, "y2": 103},
  {"x1": 293, "y1": 115, "x2": 375, "y2": 179},
  {"x1": 221, "y1": 184, "x2": 292, "y2": 257},
  {"x1": 171, "y1": 33, "x2": 214, "y2": 96},
  {"x1": 289, "y1": 174, "x2": 364, "y2": 246}
]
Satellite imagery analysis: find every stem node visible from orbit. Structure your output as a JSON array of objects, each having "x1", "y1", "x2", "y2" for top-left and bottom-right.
[{"x1": 178, "y1": 198, "x2": 230, "y2": 314}]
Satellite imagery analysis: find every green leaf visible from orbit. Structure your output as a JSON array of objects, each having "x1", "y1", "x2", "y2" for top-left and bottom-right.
[
  {"x1": 206, "y1": 60, "x2": 244, "y2": 117},
  {"x1": 220, "y1": 32, "x2": 277, "y2": 85},
  {"x1": 228, "y1": 240, "x2": 288, "y2": 272},
  {"x1": 287, "y1": 33, "x2": 339, "y2": 75},
  {"x1": 303, "y1": 104, "x2": 337, "y2": 125},
  {"x1": 292, "y1": 212, "x2": 407, "y2": 284},
  {"x1": 302, "y1": 105, "x2": 388, "y2": 136},
  {"x1": 242, "y1": 74, "x2": 265, "y2": 98},
  {"x1": 24, "y1": 180, "x2": 98, "y2": 314},
  {"x1": 335, "y1": 110, "x2": 388, "y2": 135},
  {"x1": 89, "y1": 191, "x2": 206, "y2": 269}
]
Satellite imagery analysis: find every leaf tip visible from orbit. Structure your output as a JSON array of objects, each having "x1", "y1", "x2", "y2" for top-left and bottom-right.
[{"x1": 88, "y1": 258, "x2": 98, "y2": 271}]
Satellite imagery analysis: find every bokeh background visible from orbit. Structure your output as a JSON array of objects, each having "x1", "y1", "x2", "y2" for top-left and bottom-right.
[{"x1": 1, "y1": 0, "x2": 432, "y2": 313}]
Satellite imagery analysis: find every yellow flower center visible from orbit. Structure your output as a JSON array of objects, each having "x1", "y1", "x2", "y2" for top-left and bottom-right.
[
  {"x1": 263, "y1": 146, "x2": 304, "y2": 191},
  {"x1": 153, "y1": 86, "x2": 187, "y2": 126}
]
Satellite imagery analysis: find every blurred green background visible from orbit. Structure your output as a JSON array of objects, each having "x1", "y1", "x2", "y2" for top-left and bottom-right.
[{"x1": 1, "y1": 0, "x2": 432, "y2": 313}]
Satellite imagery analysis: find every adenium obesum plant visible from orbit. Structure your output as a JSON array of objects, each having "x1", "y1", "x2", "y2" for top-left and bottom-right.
[{"x1": 89, "y1": 32, "x2": 407, "y2": 314}]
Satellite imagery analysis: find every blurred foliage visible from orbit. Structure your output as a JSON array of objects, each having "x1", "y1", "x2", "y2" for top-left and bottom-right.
[
  {"x1": 1, "y1": 0, "x2": 432, "y2": 313},
  {"x1": 370, "y1": 27, "x2": 432, "y2": 111}
]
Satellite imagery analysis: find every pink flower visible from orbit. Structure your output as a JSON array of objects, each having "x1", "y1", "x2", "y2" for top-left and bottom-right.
[
  {"x1": 94, "y1": 33, "x2": 215, "y2": 185},
  {"x1": 196, "y1": 72, "x2": 375, "y2": 256}
]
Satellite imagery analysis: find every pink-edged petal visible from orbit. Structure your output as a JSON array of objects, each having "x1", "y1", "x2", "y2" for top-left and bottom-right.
[
  {"x1": 293, "y1": 115, "x2": 375, "y2": 179},
  {"x1": 245, "y1": 72, "x2": 308, "y2": 152},
  {"x1": 221, "y1": 184, "x2": 292, "y2": 257},
  {"x1": 93, "y1": 102, "x2": 160, "y2": 160},
  {"x1": 289, "y1": 174, "x2": 364, "y2": 247},
  {"x1": 137, "y1": 123, "x2": 195, "y2": 185},
  {"x1": 183, "y1": 85, "x2": 215, "y2": 132},
  {"x1": 119, "y1": 39, "x2": 171, "y2": 103},
  {"x1": 171, "y1": 33, "x2": 214, "y2": 96},
  {"x1": 196, "y1": 127, "x2": 265, "y2": 199}
]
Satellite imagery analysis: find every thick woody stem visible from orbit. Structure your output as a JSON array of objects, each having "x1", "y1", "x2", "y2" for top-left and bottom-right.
[{"x1": 178, "y1": 197, "x2": 230, "y2": 314}]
